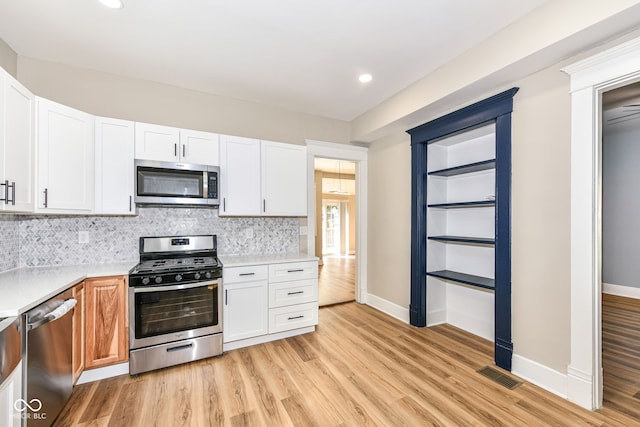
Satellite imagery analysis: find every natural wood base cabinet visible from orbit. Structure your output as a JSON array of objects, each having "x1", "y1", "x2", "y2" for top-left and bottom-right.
[
  {"x1": 85, "y1": 276, "x2": 129, "y2": 369},
  {"x1": 72, "y1": 281, "x2": 85, "y2": 384}
]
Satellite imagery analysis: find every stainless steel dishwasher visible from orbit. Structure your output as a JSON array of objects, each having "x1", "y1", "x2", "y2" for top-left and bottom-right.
[{"x1": 23, "y1": 289, "x2": 76, "y2": 427}]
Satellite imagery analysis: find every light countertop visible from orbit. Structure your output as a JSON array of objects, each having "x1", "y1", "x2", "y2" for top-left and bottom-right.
[
  {"x1": 0, "y1": 262, "x2": 137, "y2": 317},
  {"x1": 219, "y1": 253, "x2": 318, "y2": 268}
]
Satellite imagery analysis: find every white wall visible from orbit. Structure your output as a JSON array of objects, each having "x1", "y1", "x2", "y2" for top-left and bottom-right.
[{"x1": 0, "y1": 38, "x2": 17, "y2": 77}]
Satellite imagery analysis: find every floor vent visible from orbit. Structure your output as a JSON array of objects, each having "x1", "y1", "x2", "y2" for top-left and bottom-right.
[{"x1": 476, "y1": 366, "x2": 522, "y2": 390}]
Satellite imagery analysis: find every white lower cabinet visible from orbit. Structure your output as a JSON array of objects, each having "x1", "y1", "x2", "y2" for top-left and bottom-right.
[
  {"x1": 223, "y1": 258, "x2": 318, "y2": 348},
  {"x1": 223, "y1": 265, "x2": 268, "y2": 343},
  {"x1": 0, "y1": 360, "x2": 21, "y2": 427}
]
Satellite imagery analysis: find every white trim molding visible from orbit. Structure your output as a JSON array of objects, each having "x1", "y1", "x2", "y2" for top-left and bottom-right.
[
  {"x1": 602, "y1": 283, "x2": 640, "y2": 299},
  {"x1": 305, "y1": 140, "x2": 368, "y2": 303},
  {"x1": 512, "y1": 354, "x2": 568, "y2": 400},
  {"x1": 562, "y1": 35, "x2": 640, "y2": 410},
  {"x1": 366, "y1": 293, "x2": 410, "y2": 324}
]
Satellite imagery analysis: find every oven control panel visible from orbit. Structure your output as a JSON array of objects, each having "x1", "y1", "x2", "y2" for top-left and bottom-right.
[{"x1": 129, "y1": 268, "x2": 221, "y2": 287}]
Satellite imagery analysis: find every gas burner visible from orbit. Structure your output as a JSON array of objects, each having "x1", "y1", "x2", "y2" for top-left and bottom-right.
[{"x1": 129, "y1": 235, "x2": 222, "y2": 286}]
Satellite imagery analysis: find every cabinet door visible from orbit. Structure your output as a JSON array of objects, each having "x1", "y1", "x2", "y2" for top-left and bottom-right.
[
  {"x1": 0, "y1": 361, "x2": 21, "y2": 427},
  {"x1": 179, "y1": 129, "x2": 219, "y2": 165},
  {"x1": 72, "y1": 281, "x2": 85, "y2": 384},
  {"x1": 36, "y1": 97, "x2": 94, "y2": 213},
  {"x1": 95, "y1": 117, "x2": 135, "y2": 215},
  {"x1": 85, "y1": 276, "x2": 128, "y2": 369},
  {"x1": 261, "y1": 141, "x2": 307, "y2": 216},
  {"x1": 223, "y1": 280, "x2": 268, "y2": 342},
  {"x1": 1, "y1": 71, "x2": 35, "y2": 213},
  {"x1": 219, "y1": 135, "x2": 261, "y2": 216},
  {"x1": 134, "y1": 122, "x2": 179, "y2": 162}
]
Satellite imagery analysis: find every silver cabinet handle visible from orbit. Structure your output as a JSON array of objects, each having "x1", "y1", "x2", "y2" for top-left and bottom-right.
[
  {"x1": 43, "y1": 188, "x2": 48, "y2": 208},
  {"x1": 223, "y1": 197, "x2": 226, "y2": 212},
  {"x1": 263, "y1": 199, "x2": 266, "y2": 212},
  {"x1": 287, "y1": 269, "x2": 304, "y2": 273},
  {"x1": 129, "y1": 195, "x2": 132, "y2": 212},
  {"x1": 239, "y1": 272, "x2": 255, "y2": 276},
  {"x1": 0, "y1": 180, "x2": 8, "y2": 203},
  {"x1": 182, "y1": 144, "x2": 186, "y2": 158},
  {"x1": 9, "y1": 182, "x2": 15, "y2": 205},
  {"x1": 225, "y1": 289, "x2": 228, "y2": 305},
  {"x1": 287, "y1": 291, "x2": 304, "y2": 296},
  {"x1": 174, "y1": 143, "x2": 177, "y2": 157},
  {"x1": 288, "y1": 315, "x2": 304, "y2": 320}
]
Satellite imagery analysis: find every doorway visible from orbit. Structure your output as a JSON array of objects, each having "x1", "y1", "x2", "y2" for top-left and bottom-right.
[
  {"x1": 600, "y1": 82, "x2": 640, "y2": 419},
  {"x1": 315, "y1": 158, "x2": 356, "y2": 306}
]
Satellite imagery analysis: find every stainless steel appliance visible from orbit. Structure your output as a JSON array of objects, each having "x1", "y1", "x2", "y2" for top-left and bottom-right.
[
  {"x1": 0, "y1": 317, "x2": 21, "y2": 426},
  {"x1": 134, "y1": 159, "x2": 220, "y2": 206},
  {"x1": 128, "y1": 235, "x2": 223, "y2": 375},
  {"x1": 23, "y1": 290, "x2": 76, "y2": 427}
]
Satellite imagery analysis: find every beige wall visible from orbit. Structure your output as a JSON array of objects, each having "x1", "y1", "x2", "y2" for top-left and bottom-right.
[
  {"x1": 0, "y1": 38, "x2": 17, "y2": 77},
  {"x1": 367, "y1": 133, "x2": 411, "y2": 306},
  {"x1": 16, "y1": 57, "x2": 350, "y2": 146}
]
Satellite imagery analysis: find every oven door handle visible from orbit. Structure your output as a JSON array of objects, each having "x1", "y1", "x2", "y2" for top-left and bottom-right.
[{"x1": 133, "y1": 280, "x2": 220, "y2": 293}]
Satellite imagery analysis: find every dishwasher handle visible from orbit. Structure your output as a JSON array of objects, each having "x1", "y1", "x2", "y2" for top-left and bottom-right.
[{"x1": 28, "y1": 298, "x2": 77, "y2": 331}]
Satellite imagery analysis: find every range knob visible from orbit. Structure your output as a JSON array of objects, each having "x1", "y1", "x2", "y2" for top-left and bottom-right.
[
  {"x1": 205, "y1": 271, "x2": 212, "y2": 279},
  {"x1": 194, "y1": 272, "x2": 201, "y2": 280},
  {"x1": 154, "y1": 276, "x2": 163, "y2": 284},
  {"x1": 175, "y1": 274, "x2": 183, "y2": 282},
  {"x1": 142, "y1": 277, "x2": 150, "y2": 285}
]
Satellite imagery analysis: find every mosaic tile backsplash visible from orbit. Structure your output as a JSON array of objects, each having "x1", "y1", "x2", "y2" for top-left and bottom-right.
[
  {"x1": 3, "y1": 207, "x2": 300, "y2": 271},
  {"x1": 0, "y1": 215, "x2": 20, "y2": 272}
]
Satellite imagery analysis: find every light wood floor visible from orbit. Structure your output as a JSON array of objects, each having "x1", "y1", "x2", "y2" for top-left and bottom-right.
[
  {"x1": 602, "y1": 293, "x2": 640, "y2": 419},
  {"x1": 318, "y1": 255, "x2": 355, "y2": 306},
  {"x1": 55, "y1": 302, "x2": 639, "y2": 426}
]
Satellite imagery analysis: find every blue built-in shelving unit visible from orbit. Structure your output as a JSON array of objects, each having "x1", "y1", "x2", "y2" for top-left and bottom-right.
[{"x1": 407, "y1": 88, "x2": 518, "y2": 371}]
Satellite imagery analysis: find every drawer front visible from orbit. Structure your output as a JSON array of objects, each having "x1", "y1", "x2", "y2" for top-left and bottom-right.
[
  {"x1": 268, "y1": 261, "x2": 317, "y2": 283},
  {"x1": 224, "y1": 265, "x2": 268, "y2": 284},
  {"x1": 269, "y1": 279, "x2": 318, "y2": 308},
  {"x1": 268, "y1": 302, "x2": 318, "y2": 334}
]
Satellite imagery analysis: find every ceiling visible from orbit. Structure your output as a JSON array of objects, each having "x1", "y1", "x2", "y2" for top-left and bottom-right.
[{"x1": 0, "y1": 0, "x2": 548, "y2": 121}]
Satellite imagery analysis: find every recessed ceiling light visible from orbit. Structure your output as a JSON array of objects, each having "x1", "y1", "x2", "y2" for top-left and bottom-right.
[
  {"x1": 358, "y1": 73, "x2": 373, "y2": 83},
  {"x1": 99, "y1": 0, "x2": 124, "y2": 9}
]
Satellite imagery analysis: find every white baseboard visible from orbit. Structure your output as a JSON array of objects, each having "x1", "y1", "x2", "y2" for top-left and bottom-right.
[
  {"x1": 427, "y1": 309, "x2": 446, "y2": 326},
  {"x1": 512, "y1": 354, "x2": 568, "y2": 399},
  {"x1": 366, "y1": 293, "x2": 410, "y2": 324},
  {"x1": 77, "y1": 362, "x2": 129, "y2": 384},
  {"x1": 602, "y1": 282, "x2": 640, "y2": 299},
  {"x1": 446, "y1": 308, "x2": 494, "y2": 341}
]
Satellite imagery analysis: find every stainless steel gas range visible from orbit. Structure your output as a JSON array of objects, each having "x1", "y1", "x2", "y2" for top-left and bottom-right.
[{"x1": 128, "y1": 235, "x2": 222, "y2": 375}]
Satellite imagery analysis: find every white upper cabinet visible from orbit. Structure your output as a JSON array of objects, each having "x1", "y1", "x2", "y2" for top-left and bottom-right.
[
  {"x1": 134, "y1": 122, "x2": 180, "y2": 162},
  {"x1": 219, "y1": 136, "x2": 307, "y2": 217},
  {"x1": 135, "y1": 122, "x2": 219, "y2": 166},
  {"x1": 219, "y1": 135, "x2": 262, "y2": 215},
  {"x1": 0, "y1": 69, "x2": 35, "y2": 213},
  {"x1": 261, "y1": 140, "x2": 307, "y2": 216},
  {"x1": 179, "y1": 129, "x2": 219, "y2": 165},
  {"x1": 36, "y1": 97, "x2": 94, "y2": 213},
  {"x1": 95, "y1": 117, "x2": 135, "y2": 215}
]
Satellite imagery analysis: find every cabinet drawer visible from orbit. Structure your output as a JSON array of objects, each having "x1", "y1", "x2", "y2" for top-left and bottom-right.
[
  {"x1": 268, "y1": 261, "x2": 317, "y2": 283},
  {"x1": 224, "y1": 265, "x2": 268, "y2": 284},
  {"x1": 268, "y1": 302, "x2": 318, "y2": 334},
  {"x1": 269, "y1": 279, "x2": 317, "y2": 308}
]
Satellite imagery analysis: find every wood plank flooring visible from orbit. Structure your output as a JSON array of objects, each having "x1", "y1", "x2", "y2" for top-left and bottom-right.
[
  {"x1": 602, "y1": 293, "x2": 640, "y2": 419},
  {"x1": 318, "y1": 255, "x2": 355, "y2": 306},
  {"x1": 55, "y1": 302, "x2": 639, "y2": 426}
]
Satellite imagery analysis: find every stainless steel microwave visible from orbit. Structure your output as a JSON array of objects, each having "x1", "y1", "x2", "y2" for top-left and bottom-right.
[{"x1": 134, "y1": 159, "x2": 220, "y2": 206}]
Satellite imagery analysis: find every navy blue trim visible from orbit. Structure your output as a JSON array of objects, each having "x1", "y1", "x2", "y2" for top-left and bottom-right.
[
  {"x1": 407, "y1": 88, "x2": 519, "y2": 144},
  {"x1": 408, "y1": 87, "x2": 517, "y2": 371},
  {"x1": 410, "y1": 141, "x2": 427, "y2": 327}
]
